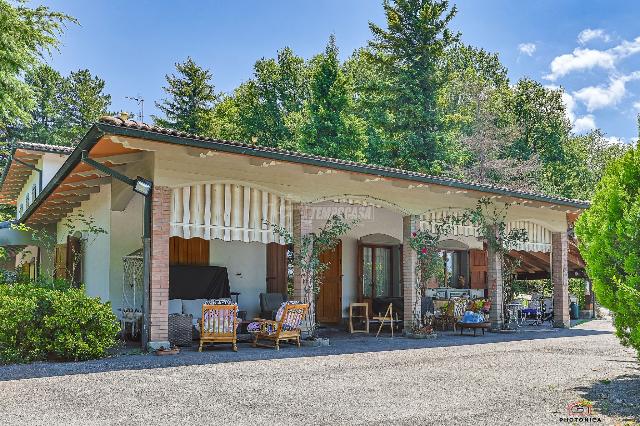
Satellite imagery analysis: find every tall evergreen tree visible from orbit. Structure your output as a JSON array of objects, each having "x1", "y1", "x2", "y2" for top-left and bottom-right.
[
  {"x1": 224, "y1": 47, "x2": 310, "y2": 149},
  {"x1": 9, "y1": 66, "x2": 110, "y2": 146},
  {"x1": 56, "y1": 69, "x2": 111, "y2": 144},
  {"x1": 368, "y1": 0, "x2": 459, "y2": 172},
  {"x1": 510, "y1": 78, "x2": 570, "y2": 163},
  {"x1": 154, "y1": 57, "x2": 218, "y2": 134},
  {"x1": 301, "y1": 36, "x2": 366, "y2": 161},
  {"x1": 8, "y1": 64, "x2": 65, "y2": 145}
]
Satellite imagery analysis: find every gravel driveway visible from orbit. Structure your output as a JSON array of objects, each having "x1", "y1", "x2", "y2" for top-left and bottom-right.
[{"x1": 0, "y1": 320, "x2": 637, "y2": 425}]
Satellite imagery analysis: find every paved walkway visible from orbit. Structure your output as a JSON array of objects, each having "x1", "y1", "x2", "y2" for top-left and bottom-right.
[{"x1": 0, "y1": 320, "x2": 637, "y2": 425}]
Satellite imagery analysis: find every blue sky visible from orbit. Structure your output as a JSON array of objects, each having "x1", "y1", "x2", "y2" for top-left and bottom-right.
[{"x1": 40, "y1": 0, "x2": 640, "y2": 143}]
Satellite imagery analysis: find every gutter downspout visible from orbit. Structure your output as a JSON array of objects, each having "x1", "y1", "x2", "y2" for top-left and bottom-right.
[
  {"x1": 80, "y1": 151, "x2": 153, "y2": 350},
  {"x1": 12, "y1": 156, "x2": 43, "y2": 194}
]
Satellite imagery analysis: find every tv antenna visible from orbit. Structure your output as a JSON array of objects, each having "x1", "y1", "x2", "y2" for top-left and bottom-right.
[{"x1": 125, "y1": 95, "x2": 145, "y2": 122}]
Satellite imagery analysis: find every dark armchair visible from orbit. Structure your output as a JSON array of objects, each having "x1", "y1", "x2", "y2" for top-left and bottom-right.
[{"x1": 259, "y1": 293, "x2": 287, "y2": 319}]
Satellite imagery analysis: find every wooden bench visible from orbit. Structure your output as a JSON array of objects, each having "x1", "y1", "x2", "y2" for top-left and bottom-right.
[{"x1": 456, "y1": 321, "x2": 490, "y2": 336}]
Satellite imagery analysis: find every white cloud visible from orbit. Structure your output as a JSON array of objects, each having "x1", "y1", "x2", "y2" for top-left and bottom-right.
[
  {"x1": 545, "y1": 36, "x2": 640, "y2": 80},
  {"x1": 573, "y1": 115, "x2": 597, "y2": 133},
  {"x1": 578, "y1": 28, "x2": 611, "y2": 44},
  {"x1": 573, "y1": 72, "x2": 640, "y2": 111},
  {"x1": 561, "y1": 91, "x2": 576, "y2": 123},
  {"x1": 545, "y1": 48, "x2": 615, "y2": 80},
  {"x1": 611, "y1": 36, "x2": 640, "y2": 58},
  {"x1": 633, "y1": 101, "x2": 640, "y2": 111},
  {"x1": 518, "y1": 42, "x2": 536, "y2": 56},
  {"x1": 604, "y1": 136, "x2": 627, "y2": 145}
]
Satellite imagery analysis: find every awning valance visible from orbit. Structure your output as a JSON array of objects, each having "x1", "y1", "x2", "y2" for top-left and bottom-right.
[{"x1": 170, "y1": 183, "x2": 292, "y2": 244}]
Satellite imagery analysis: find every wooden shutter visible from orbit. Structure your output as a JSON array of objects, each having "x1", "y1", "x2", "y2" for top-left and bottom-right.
[
  {"x1": 66, "y1": 236, "x2": 82, "y2": 287},
  {"x1": 266, "y1": 242, "x2": 288, "y2": 294},
  {"x1": 54, "y1": 244, "x2": 67, "y2": 280},
  {"x1": 469, "y1": 249, "x2": 488, "y2": 289},
  {"x1": 169, "y1": 237, "x2": 210, "y2": 266}
]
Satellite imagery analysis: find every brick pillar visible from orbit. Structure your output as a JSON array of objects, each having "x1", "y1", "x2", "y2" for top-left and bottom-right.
[
  {"x1": 552, "y1": 231, "x2": 570, "y2": 328},
  {"x1": 292, "y1": 203, "x2": 312, "y2": 303},
  {"x1": 402, "y1": 215, "x2": 419, "y2": 327},
  {"x1": 488, "y1": 240, "x2": 503, "y2": 330},
  {"x1": 150, "y1": 186, "x2": 171, "y2": 344}
]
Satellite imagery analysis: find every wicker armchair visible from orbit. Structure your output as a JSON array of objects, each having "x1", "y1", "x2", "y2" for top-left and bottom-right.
[
  {"x1": 249, "y1": 303, "x2": 308, "y2": 350},
  {"x1": 199, "y1": 303, "x2": 239, "y2": 352}
]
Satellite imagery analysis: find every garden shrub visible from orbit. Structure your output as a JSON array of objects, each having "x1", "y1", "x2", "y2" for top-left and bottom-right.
[
  {"x1": 0, "y1": 282, "x2": 119, "y2": 364},
  {"x1": 575, "y1": 146, "x2": 640, "y2": 358}
]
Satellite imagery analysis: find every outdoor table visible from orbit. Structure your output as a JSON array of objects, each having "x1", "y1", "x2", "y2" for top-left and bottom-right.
[{"x1": 456, "y1": 321, "x2": 490, "y2": 336}]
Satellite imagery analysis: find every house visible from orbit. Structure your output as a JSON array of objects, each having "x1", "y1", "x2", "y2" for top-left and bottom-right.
[
  {"x1": 0, "y1": 115, "x2": 589, "y2": 348},
  {"x1": 0, "y1": 142, "x2": 73, "y2": 277}
]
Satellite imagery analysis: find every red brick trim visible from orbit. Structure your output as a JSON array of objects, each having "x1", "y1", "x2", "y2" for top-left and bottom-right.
[{"x1": 150, "y1": 186, "x2": 171, "y2": 342}]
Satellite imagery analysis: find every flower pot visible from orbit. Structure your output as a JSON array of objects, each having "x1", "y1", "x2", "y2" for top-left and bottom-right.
[{"x1": 155, "y1": 347, "x2": 180, "y2": 356}]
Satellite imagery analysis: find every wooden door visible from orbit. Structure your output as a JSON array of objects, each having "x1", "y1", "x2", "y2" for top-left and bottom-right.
[
  {"x1": 469, "y1": 249, "x2": 487, "y2": 289},
  {"x1": 317, "y1": 241, "x2": 342, "y2": 324},
  {"x1": 169, "y1": 237, "x2": 209, "y2": 266},
  {"x1": 266, "y1": 242, "x2": 288, "y2": 294}
]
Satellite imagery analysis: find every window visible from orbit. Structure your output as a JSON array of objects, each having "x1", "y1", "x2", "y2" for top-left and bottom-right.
[
  {"x1": 361, "y1": 244, "x2": 401, "y2": 298},
  {"x1": 25, "y1": 193, "x2": 30, "y2": 207},
  {"x1": 18, "y1": 203, "x2": 24, "y2": 218},
  {"x1": 440, "y1": 250, "x2": 470, "y2": 288},
  {"x1": 32, "y1": 184, "x2": 37, "y2": 201}
]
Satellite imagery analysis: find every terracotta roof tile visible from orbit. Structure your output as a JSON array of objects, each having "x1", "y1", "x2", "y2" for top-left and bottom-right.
[{"x1": 13, "y1": 141, "x2": 74, "y2": 155}]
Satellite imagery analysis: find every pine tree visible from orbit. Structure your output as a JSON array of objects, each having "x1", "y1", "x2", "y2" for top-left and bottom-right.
[
  {"x1": 8, "y1": 64, "x2": 65, "y2": 145},
  {"x1": 301, "y1": 35, "x2": 366, "y2": 161},
  {"x1": 368, "y1": 0, "x2": 459, "y2": 172},
  {"x1": 9, "y1": 66, "x2": 111, "y2": 146},
  {"x1": 154, "y1": 57, "x2": 218, "y2": 134},
  {"x1": 56, "y1": 69, "x2": 111, "y2": 144}
]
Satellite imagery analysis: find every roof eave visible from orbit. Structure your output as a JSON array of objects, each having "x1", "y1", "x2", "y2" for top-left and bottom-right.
[
  {"x1": 96, "y1": 122, "x2": 591, "y2": 210},
  {"x1": 21, "y1": 126, "x2": 106, "y2": 223}
]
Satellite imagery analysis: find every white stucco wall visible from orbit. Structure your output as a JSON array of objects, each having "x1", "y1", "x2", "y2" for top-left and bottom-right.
[
  {"x1": 15, "y1": 158, "x2": 41, "y2": 219},
  {"x1": 109, "y1": 194, "x2": 144, "y2": 314},
  {"x1": 16, "y1": 153, "x2": 68, "y2": 219},
  {"x1": 209, "y1": 239, "x2": 266, "y2": 319},
  {"x1": 56, "y1": 184, "x2": 111, "y2": 302}
]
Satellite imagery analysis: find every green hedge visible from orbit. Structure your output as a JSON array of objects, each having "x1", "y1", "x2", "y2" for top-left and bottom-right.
[{"x1": 0, "y1": 283, "x2": 120, "y2": 364}]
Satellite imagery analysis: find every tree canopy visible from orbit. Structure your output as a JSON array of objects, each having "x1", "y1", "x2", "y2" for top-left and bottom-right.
[
  {"x1": 6, "y1": 0, "x2": 631, "y2": 203},
  {"x1": 0, "y1": 0, "x2": 75, "y2": 133},
  {"x1": 576, "y1": 147, "x2": 640, "y2": 357}
]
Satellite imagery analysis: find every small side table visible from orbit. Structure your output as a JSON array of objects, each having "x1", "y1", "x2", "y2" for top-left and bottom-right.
[{"x1": 349, "y1": 303, "x2": 369, "y2": 334}]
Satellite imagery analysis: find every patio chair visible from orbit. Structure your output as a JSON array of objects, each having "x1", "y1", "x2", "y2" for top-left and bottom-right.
[
  {"x1": 199, "y1": 302, "x2": 239, "y2": 352},
  {"x1": 434, "y1": 298, "x2": 467, "y2": 332},
  {"x1": 258, "y1": 292, "x2": 287, "y2": 319},
  {"x1": 249, "y1": 302, "x2": 309, "y2": 350},
  {"x1": 372, "y1": 303, "x2": 394, "y2": 338}
]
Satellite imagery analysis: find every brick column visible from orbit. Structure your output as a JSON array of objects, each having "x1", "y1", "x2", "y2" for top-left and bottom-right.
[
  {"x1": 487, "y1": 240, "x2": 504, "y2": 330},
  {"x1": 552, "y1": 231, "x2": 570, "y2": 328},
  {"x1": 402, "y1": 215, "x2": 419, "y2": 327},
  {"x1": 292, "y1": 203, "x2": 312, "y2": 303},
  {"x1": 150, "y1": 186, "x2": 171, "y2": 345}
]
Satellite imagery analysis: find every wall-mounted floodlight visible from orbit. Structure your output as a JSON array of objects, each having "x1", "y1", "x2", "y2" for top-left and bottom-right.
[{"x1": 133, "y1": 176, "x2": 153, "y2": 196}]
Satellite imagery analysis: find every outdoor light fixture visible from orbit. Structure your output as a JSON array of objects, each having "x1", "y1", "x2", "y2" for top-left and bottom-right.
[{"x1": 133, "y1": 176, "x2": 153, "y2": 196}]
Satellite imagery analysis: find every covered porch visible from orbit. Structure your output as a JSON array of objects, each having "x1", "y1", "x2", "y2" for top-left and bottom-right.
[{"x1": 19, "y1": 117, "x2": 588, "y2": 348}]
